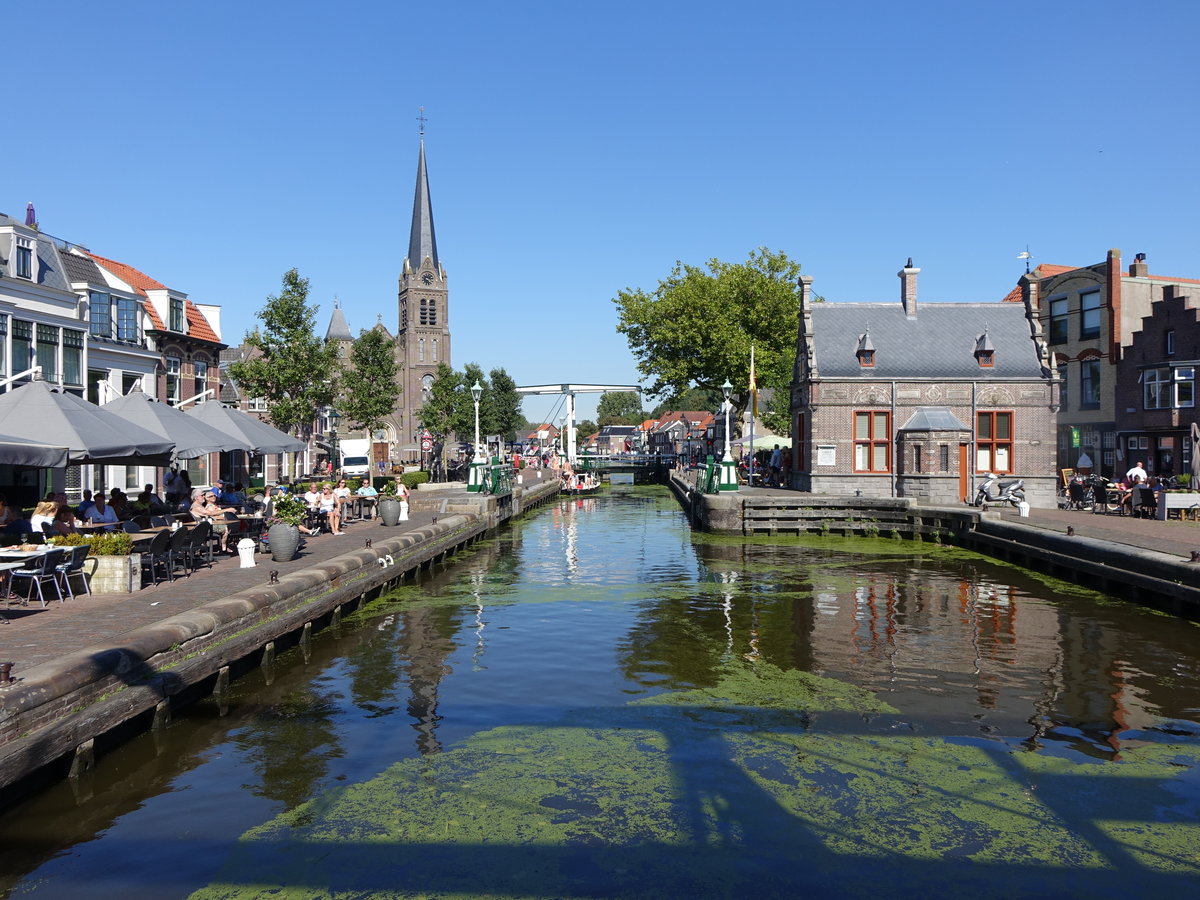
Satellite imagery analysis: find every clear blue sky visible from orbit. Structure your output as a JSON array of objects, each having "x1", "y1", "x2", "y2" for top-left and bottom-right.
[{"x1": 8, "y1": 0, "x2": 1198, "y2": 425}]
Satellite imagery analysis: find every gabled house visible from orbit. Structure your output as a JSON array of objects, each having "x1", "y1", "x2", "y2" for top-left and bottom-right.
[
  {"x1": 791, "y1": 261, "x2": 1058, "y2": 506},
  {"x1": 647, "y1": 411, "x2": 714, "y2": 457},
  {"x1": 1013, "y1": 249, "x2": 1200, "y2": 478}
]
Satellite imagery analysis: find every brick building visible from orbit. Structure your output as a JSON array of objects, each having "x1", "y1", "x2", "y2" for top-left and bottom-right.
[{"x1": 790, "y1": 261, "x2": 1058, "y2": 506}]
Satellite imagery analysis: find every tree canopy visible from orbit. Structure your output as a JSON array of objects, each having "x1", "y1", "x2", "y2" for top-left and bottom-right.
[
  {"x1": 339, "y1": 328, "x2": 399, "y2": 436},
  {"x1": 228, "y1": 268, "x2": 339, "y2": 435},
  {"x1": 596, "y1": 390, "x2": 646, "y2": 426},
  {"x1": 418, "y1": 362, "x2": 526, "y2": 444},
  {"x1": 613, "y1": 248, "x2": 811, "y2": 425}
]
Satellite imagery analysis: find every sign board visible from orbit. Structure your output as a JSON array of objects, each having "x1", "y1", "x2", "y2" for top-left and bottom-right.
[
  {"x1": 421, "y1": 437, "x2": 432, "y2": 452},
  {"x1": 817, "y1": 445, "x2": 836, "y2": 467}
]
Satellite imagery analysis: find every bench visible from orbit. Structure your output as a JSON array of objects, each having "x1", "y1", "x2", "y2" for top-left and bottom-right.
[{"x1": 1155, "y1": 491, "x2": 1200, "y2": 521}]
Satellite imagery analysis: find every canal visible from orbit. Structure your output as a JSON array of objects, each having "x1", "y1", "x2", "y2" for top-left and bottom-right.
[{"x1": 1, "y1": 486, "x2": 1198, "y2": 898}]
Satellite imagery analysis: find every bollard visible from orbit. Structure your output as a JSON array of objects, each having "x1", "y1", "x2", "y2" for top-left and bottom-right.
[{"x1": 237, "y1": 537, "x2": 257, "y2": 568}]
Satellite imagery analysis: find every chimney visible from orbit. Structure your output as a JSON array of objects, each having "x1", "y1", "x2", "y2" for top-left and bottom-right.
[
  {"x1": 1129, "y1": 252, "x2": 1148, "y2": 277},
  {"x1": 899, "y1": 258, "x2": 920, "y2": 316},
  {"x1": 24, "y1": 202, "x2": 36, "y2": 228}
]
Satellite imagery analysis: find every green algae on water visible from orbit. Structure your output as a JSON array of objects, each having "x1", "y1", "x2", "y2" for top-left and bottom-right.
[{"x1": 193, "y1": 659, "x2": 1200, "y2": 899}]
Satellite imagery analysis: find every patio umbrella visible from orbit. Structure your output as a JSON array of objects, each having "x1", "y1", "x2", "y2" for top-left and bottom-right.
[
  {"x1": 1191, "y1": 422, "x2": 1200, "y2": 480},
  {"x1": 185, "y1": 403, "x2": 306, "y2": 454},
  {"x1": 102, "y1": 389, "x2": 246, "y2": 459},
  {"x1": 0, "y1": 381, "x2": 174, "y2": 465},
  {"x1": 0, "y1": 433, "x2": 69, "y2": 468}
]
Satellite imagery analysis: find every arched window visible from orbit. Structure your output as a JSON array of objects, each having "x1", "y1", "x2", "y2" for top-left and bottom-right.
[
  {"x1": 432, "y1": 339, "x2": 438, "y2": 362},
  {"x1": 418, "y1": 338, "x2": 425, "y2": 362}
]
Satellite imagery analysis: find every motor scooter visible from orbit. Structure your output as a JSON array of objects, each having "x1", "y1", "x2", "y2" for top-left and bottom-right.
[{"x1": 973, "y1": 472, "x2": 1026, "y2": 507}]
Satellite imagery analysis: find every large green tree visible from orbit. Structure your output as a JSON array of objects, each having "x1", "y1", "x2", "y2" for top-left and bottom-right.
[
  {"x1": 484, "y1": 367, "x2": 525, "y2": 440},
  {"x1": 229, "y1": 268, "x2": 339, "y2": 434},
  {"x1": 417, "y1": 363, "x2": 463, "y2": 441},
  {"x1": 597, "y1": 390, "x2": 646, "y2": 426},
  {"x1": 339, "y1": 327, "x2": 399, "y2": 436},
  {"x1": 650, "y1": 386, "x2": 722, "y2": 419},
  {"x1": 613, "y1": 248, "x2": 811, "y2": 424}
]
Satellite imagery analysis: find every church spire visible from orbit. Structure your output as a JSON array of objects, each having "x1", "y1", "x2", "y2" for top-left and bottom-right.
[{"x1": 406, "y1": 131, "x2": 439, "y2": 273}]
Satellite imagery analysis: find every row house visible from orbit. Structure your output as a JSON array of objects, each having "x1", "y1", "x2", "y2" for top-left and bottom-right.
[
  {"x1": 1013, "y1": 249, "x2": 1200, "y2": 479},
  {"x1": 790, "y1": 261, "x2": 1058, "y2": 507},
  {"x1": 0, "y1": 207, "x2": 224, "y2": 498},
  {"x1": 646, "y1": 411, "x2": 716, "y2": 458}
]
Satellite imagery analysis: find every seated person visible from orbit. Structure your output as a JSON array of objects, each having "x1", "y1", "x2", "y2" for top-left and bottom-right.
[
  {"x1": 303, "y1": 481, "x2": 321, "y2": 509},
  {"x1": 77, "y1": 489, "x2": 96, "y2": 521},
  {"x1": 30, "y1": 500, "x2": 59, "y2": 536},
  {"x1": 262, "y1": 487, "x2": 316, "y2": 536},
  {"x1": 52, "y1": 505, "x2": 78, "y2": 536},
  {"x1": 136, "y1": 484, "x2": 168, "y2": 515},
  {"x1": 355, "y1": 477, "x2": 378, "y2": 519},
  {"x1": 0, "y1": 493, "x2": 16, "y2": 530},
  {"x1": 333, "y1": 479, "x2": 352, "y2": 517},
  {"x1": 319, "y1": 484, "x2": 344, "y2": 534},
  {"x1": 86, "y1": 494, "x2": 121, "y2": 531},
  {"x1": 191, "y1": 489, "x2": 238, "y2": 553},
  {"x1": 226, "y1": 482, "x2": 248, "y2": 507}
]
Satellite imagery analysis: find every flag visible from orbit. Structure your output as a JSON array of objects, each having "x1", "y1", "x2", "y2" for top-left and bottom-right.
[{"x1": 749, "y1": 345, "x2": 757, "y2": 417}]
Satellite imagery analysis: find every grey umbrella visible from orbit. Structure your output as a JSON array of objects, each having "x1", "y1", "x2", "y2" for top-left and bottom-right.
[
  {"x1": 185, "y1": 402, "x2": 306, "y2": 454},
  {"x1": 0, "y1": 380, "x2": 174, "y2": 465},
  {"x1": 0, "y1": 433, "x2": 69, "y2": 468},
  {"x1": 1191, "y1": 422, "x2": 1200, "y2": 481},
  {"x1": 102, "y1": 389, "x2": 246, "y2": 459}
]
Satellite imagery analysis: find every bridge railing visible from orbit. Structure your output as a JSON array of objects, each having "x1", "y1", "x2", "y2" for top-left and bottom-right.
[{"x1": 483, "y1": 461, "x2": 513, "y2": 497}]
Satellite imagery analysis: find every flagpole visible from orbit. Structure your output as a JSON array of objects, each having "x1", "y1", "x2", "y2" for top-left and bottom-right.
[{"x1": 748, "y1": 344, "x2": 756, "y2": 486}]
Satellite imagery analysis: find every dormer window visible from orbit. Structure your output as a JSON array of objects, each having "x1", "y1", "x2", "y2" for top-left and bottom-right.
[
  {"x1": 15, "y1": 239, "x2": 33, "y2": 279},
  {"x1": 169, "y1": 298, "x2": 186, "y2": 332},
  {"x1": 975, "y1": 332, "x2": 995, "y2": 368},
  {"x1": 856, "y1": 332, "x2": 875, "y2": 368}
]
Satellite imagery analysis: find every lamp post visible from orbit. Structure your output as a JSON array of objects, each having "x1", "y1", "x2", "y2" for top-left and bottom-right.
[
  {"x1": 467, "y1": 381, "x2": 486, "y2": 493},
  {"x1": 329, "y1": 408, "x2": 341, "y2": 478},
  {"x1": 718, "y1": 379, "x2": 739, "y2": 492}
]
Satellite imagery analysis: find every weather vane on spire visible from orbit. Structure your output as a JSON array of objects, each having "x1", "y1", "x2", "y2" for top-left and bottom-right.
[
  {"x1": 1017, "y1": 245, "x2": 1034, "y2": 274},
  {"x1": 417, "y1": 106, "x2": 427, "y2": 136}
]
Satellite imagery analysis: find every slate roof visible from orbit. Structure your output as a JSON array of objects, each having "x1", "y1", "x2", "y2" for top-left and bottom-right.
[
  {"x1": 326, "y1": 304, "x2": 353, "y2": 341},
  {"x1": 809, "y1": 302, "x2": 1042, "y2": 379},
  {"x1": 407, "y1": 139, "x2": 439, "y2": 271},
  {"x1": 0, "y1": 219, "x2": 72, "y2": 292},
  {"x1": 59, "y1": 250, "x2": 105, "y2": 285}
]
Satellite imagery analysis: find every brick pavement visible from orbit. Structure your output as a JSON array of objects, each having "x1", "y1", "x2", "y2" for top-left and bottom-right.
[{"x1": 0, "y1": 510, "x2": 441, "y2": 672}]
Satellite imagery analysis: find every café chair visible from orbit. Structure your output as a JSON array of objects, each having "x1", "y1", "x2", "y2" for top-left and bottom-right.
[{"x1": 11, "y1": 548, "x2": 66, "y2": 607}]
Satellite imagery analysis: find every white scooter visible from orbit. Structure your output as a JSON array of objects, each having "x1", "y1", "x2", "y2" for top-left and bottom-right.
[{"x1": 973, "y1": 472, "x2": 1026, "y2": 507}]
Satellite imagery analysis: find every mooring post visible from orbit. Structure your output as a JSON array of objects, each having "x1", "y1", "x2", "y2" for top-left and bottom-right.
[
  {"x1": 152, "y1": 699, "x2": 171, "y2": 731},
  {"x1": 69, "y1": 738, "x2": 95, "y2": 779}
]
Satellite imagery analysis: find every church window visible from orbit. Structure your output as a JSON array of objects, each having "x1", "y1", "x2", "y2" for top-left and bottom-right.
[
  {"x1": 432, "y1": 339, "x2": 438, "y2": 362},
  {"x1": 418, "y1": 339, "x2": 425, "y2": 362},
  {"x1": 420, "y1": 299, "x2": 430, "y2": 326}
]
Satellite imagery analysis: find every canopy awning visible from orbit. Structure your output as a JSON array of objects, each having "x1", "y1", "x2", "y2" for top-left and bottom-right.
[
  {"x1": 0, "y1": 433, "x2": 70, "y2": 468},
  {"x1": 0, "y1": 381, "x2": 174, "y2": 465},
  {"x1": 102, "y1": 389, "x2": 246, "y2": 459},
  {"x1": 185, "y1": 403, "x2": 306, "y2": 454}
]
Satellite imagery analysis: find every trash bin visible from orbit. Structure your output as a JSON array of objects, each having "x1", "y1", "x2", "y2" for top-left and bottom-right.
[
  {"x1": 1017, "y1": 501, "x2": 1030, "y2": 518},
  {"x1": 237, "y1": 537, "x2": 257, "y2": 568}
]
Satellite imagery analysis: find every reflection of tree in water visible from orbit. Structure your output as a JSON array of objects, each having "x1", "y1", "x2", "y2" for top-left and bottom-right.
[{"x1": 233, "y1": 684, "x2": 342, "y2": 808}]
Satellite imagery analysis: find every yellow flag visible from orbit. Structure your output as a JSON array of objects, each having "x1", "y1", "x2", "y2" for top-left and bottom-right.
[{"x1": 749, "y1": 345, "x2": 757, "y2": 417}]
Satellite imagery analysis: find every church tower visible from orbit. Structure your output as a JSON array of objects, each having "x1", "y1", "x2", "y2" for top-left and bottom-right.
[{"x1": 395, "y1": 129, "x2": 451, "y2": 446}]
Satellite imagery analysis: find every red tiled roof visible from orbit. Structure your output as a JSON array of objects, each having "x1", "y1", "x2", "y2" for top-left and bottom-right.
[
  {"x1": 1146, "y1": 274, "x2": 1200, "y2": 285},
  {"x1": 1000, "y1": 264, "x2": 1079, "y2": 302},
  {"x1": 87, "y1": 251, "x2": 221, "y2": 344}
]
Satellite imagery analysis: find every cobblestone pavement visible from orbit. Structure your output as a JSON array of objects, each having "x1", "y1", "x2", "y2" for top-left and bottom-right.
[{"x1": 0, "y1": 511, "x2": 440, "y2": 672}]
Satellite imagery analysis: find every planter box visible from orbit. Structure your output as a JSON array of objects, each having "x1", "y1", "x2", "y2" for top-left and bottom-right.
[{"x1": 89, "y1": 553, "x2": 141, "y2": 594}]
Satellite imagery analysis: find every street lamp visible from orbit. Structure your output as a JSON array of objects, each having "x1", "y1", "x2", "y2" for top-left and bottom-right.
[
  {"x1": 717, "y1": 379, "x2": 739, "y2": 492},
  {"x1": 468, "y1": 381, "x2": 486, "y2": 493}
]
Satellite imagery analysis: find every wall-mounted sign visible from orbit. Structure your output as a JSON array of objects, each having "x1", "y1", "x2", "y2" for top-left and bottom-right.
[{"x1": 817, "y1": 445, "x2": 836, "y2": 467}]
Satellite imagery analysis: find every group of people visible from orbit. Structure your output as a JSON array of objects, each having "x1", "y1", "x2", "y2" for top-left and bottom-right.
[
  {"x1": 0, "y1": 487, "x2": 171, "y2": 538},
  {"x1": 291, "y1": 477, "x2": 397, "y2": 535}
]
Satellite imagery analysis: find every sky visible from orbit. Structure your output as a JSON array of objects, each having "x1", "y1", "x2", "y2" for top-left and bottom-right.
[{"x1": 7, "y1": 0, "x2": 1199, "y2": 426}]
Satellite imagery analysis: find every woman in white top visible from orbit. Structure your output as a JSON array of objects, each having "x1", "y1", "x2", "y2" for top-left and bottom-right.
[
  {"x1": 30, "y1": 500, "x2": 59, "y2": 537},
  {"x1": 333, "y1": 479, "x2": 352, "y2": 519},
  {"x1": 319, "y1": 485, "x2": 344, "y2": 535}
]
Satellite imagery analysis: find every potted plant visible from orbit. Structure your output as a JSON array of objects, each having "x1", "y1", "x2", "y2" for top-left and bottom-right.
[
  {"x1": 50, "y1": 532, "x2": 137, "y2": 593},
  {"x1": 265, "y1": 492, "x2": 307, "y2": 562},
  {"x1": 377, "y1": 480, "x2": 402, "y2": 526}
]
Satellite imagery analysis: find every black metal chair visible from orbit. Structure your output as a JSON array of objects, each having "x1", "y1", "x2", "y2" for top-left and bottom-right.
[
  {"x1": 140, "y1": 529, "x2": 174, "y2": 586},
  {"x1": 122, "y1": 520, "x2": 142, "y2": 533},
  {"x1": 149, "y1": 515, "x2": 170, "y2": 528},
  {"x1": 184, "y1": 521, "x2": 213, "y2": 571},
  {"x1": 11, "y1": 549, "x2": 66, "y2": 607},
  {"x1": 40, "y1": 522, "x2": 58, "y2": 539},
  {"x1": 1066, "y1": 481, "x2": 1089, "y2": 510},
  {"x1": 167, "y1": 527, "x2": 191, "y2": 576},
  {"x1": 56, "y1": 544, "x2": 92, "y2": 600}
]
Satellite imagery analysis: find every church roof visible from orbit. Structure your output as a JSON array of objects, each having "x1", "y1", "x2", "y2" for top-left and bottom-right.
[
  {"x1": 407, "y1": 139, "x2": 439, "y2": 272},
  {"x1": 326, "y1": 302, "x2": 353, "y2": 341}
]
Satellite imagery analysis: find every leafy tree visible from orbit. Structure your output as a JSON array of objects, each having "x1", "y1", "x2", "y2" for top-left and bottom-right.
[
  {"x1": 460, "y1": 362, "x2": 487, "y2": 440},
  {"x1": 575, "y1": 419, "x2": 599, "y2": 441},
  {"x1": 597, "y1": 391, "x2": 646, "y2": 426},
  {"x1": 484, "y1": 368, "x2": 525, "y2": 440},
  {"x1": 229, "y1": 268, "x2": 339, "y2": 434},
  {"x1": 761, "y1": 387, "x2": 792, "y2": 436},
  {"x1": 418, "y1": 363, "x2": 462, "y2": 441},
  {"x1": 613, "y1": 247, "x2": 814, "y2": 421},
  {"x1": 650, "y1": 386, "x2": 722, "y2": 419},
  {"x1": 339, "y1": 327, "x2": 399, "y2": 436}
]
